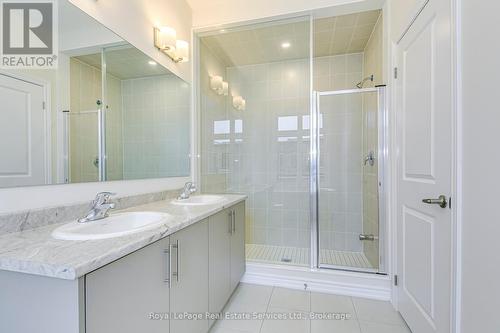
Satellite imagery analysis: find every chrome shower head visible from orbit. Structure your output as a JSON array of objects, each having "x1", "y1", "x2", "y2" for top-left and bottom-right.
[{"x1": 356, "y1": 75, "x2": 374, "y2": 89}]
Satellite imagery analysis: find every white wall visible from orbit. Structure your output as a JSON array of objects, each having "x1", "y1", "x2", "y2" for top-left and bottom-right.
[
  {"x1": 68, "y1": 0, "x2": 192, "y2": 83},
  {"x1": 389, "y1": 0, "x2": 427, "y2": 41},
  {"x1": 59, "y1": 0, "x2": 123, "y2": 53},
  {"x1": 459, "y1": 0, "x2": 500, "y2": 331},
  {"x1": 192, "y1": 0, "x2": 384, "y2": 28}
]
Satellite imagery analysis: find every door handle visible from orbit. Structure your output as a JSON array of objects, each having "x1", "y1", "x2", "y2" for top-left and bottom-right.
[
  {"x1": 228, "y1": 211, "x2": 233, "y2": 234},
  {"x1": 422, "y1": 195, "x2": 448, "y2": 208}
]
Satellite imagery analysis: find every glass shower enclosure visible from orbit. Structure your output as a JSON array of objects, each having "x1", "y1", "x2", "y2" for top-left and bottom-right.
[{"x1": 197, "y1": 13, "x2": 387, "y2": 274}]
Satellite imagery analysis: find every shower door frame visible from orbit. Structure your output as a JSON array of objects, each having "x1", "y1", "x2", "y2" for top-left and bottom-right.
[
  {"x1": 311, "y1": 86, "x2": 388, "y2": 274},
  {"x1": 63, "y1": 47, "x2": 113, "y2": 183}
]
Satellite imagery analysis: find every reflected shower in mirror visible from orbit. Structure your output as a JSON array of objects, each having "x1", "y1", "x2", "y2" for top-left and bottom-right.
[{"x1": 0, "y1": 0, "x2": 190, "y2": 188}]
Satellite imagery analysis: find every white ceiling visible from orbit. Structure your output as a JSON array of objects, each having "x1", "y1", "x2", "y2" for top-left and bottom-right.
[
  {"x1": 314, "y1": 9, "x2": 380, "y2": 57},
  {"x1": 75, "y1": 47, "x2": 171, "y2": 80},
  {"x1": 201, "y1": 9, "x2": 381, "y2": 66}
]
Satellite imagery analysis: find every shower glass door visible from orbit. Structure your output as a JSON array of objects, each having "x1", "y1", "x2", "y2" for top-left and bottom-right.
[{"x1": 313, "y1": 87, "x2": 386, "y2": 273}]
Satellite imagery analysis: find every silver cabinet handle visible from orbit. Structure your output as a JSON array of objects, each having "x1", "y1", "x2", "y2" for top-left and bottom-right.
[
  {"x1": 176, "y1": 240, "x2": 180, "y2": 283},
  {"x1": 232, "y1": 210, "x2": 236, "y2": 234},
  {"x1": 172, "y1": 240, "x2": 180, "y2": 283},
  {"x1": 422, "y1": 195, "x2": 448, "y2": 208},
  {"x1": 164, "y1": 244, "x2": 172, "y2": 287},
  {"x1": 228, "y1": 211, "x2": 233, "y2": 234}
]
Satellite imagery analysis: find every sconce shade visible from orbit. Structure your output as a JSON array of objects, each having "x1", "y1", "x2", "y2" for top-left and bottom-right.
[
  {"x1": 155, "y1": 26, "x2": 176, "y2": 51},
  {"x1": 176, "y1": 40, "x2": 189, "y2": 62},
  {"x1": 210, "y1": 76, "x2": 223, "y2": 91}
]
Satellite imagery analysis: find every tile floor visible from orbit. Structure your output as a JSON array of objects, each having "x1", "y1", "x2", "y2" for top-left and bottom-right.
[{"x1": 209, "y1": 283, "x2": 411, "y2": 333}]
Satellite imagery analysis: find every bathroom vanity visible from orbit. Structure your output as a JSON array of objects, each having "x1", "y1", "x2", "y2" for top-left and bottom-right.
[{"x1": 0, "y1": 195, "x2": 246, "y2": 333}]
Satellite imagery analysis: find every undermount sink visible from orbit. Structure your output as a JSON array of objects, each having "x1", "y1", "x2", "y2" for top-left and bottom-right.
[
  {"x1": 171, "y1": 194, "x2": 225, "y2": 206},
  {"x1": 52, "y1": 212, "x2": 172, "y2": 241}
]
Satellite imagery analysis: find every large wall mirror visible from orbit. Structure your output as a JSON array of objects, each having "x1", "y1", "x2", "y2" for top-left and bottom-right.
[{"x1": 0, "y1": 0, "x2": 190, "y2": 188}]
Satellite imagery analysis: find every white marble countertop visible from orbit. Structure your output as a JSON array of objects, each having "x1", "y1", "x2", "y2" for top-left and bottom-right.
[{"x1": 0, "y1": 194, "x2": 246, "y2": 280}]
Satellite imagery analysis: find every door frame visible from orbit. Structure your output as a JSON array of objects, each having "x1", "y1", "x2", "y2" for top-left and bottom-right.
[
  {"x1": 0, "y1": 70, "x2": 52, "y2": 185},
  {"x1": 389, "y1": 0, "x2": 461, "y2": 332}
]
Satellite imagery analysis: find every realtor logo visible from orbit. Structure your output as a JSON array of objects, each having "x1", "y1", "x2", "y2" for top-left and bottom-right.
[{"x1": 1, "y1": 0, "x2": 57, "y2": 68}]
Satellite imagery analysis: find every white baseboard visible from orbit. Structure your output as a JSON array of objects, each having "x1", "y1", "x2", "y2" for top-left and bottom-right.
[{"x1": 241, "y1": 262, "x2": 392, "y2": 301}]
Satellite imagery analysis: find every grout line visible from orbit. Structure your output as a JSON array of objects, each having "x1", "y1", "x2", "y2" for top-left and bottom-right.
[
  {"x1": 259, "y1": 286, "x2": 275, "y2": 333},
  {"x1": 309, "y1": 286, "x2": 312, "y2": 333}
]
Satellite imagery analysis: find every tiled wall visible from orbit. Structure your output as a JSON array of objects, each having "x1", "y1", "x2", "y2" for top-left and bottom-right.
[
  {"x1": 314, "y1": 53, "x2": 365, "y2": 252},
  {"x1": 200, "y1": 45, "x2": 381, "y2": 256},
  {"x1": 200, "y1": 53, "x2": 366, "y2": 251},
  {"x1": 200, "y1": 41, "x2": 229, "y2": 194},
  {"x1": 106, "y1": 74, "x2": 124, "y2": 181},
  {"x1": 226, "y1": 58, "x2": 311, "y2": 249},
  {"x1": 69, "y1": 58, "x2": 101, "y2": 183},
  {"x1": 121, "y1": 75, "x2": 190, "y2": 179},
  {"x1": 362, "y1": 13, "x2": 383, "y2": 267}
]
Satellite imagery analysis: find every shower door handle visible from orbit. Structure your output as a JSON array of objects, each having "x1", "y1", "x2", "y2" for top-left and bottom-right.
[{"x1": 422, "y1": 195, "x2": 448, "y2": 208}]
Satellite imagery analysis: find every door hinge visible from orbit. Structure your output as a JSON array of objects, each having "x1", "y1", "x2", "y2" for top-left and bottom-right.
[
  {"x1": 42, "y1": 101, "x2": 46, "y2": 110},
  {"x1": 394, "y1": 275, "x2": 399, "y2": 286},
  {"x1": 394, "y1": 67, "x2": 398, "y2": 79},
  {"x1": 449, "y1": 196, "x2": 452, "y2": 209}
]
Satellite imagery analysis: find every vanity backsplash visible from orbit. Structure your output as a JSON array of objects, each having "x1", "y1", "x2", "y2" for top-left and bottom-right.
[{"x1": 0, "y1": 189, "x2": 181, "y2": 237}]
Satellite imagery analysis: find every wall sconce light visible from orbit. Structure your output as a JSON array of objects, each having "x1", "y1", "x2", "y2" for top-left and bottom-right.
[
  {"x1": 233, "y1": 96, "x2": 246, "y2": 111},
  {"x1": 174, "y1": 40, "x2": 189, "y2": 63},
  {"x1": 154, "y1": 26, "x2": 189, "y2": 63},
  {"x1": 154, "y1": 26, "x2": 176, "y2": 51},
  {"x1": 210, "y1": 76, "x2": 229, "y2": 96}
]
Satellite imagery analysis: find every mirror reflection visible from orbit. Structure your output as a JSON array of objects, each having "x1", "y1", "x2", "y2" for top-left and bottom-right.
[{"x1": 0, "y1": 0, "x2": 190, "y2": 188}]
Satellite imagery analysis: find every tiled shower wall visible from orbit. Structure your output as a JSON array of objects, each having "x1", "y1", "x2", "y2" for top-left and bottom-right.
[
  {"x1": 200, "y1": 41, "x2": 229, "y2": 194},
  {"x1": 362, "y1": 14, "x2": 383, "y2": 267},
  {"x1": 222, "y1": 53, "x2": 364, "y2": 251},
  {"x1": 121, "y1": 75, "x2": 190, "y2": 180},
  {"x1": 200, "y1": 33, "x2": 376, "y2": 254},
  {"x1": 226, "y1": 58, "x2": 311, "y2": 249}
]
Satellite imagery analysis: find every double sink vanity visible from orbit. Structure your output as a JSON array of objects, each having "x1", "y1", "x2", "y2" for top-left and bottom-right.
[{"x1": 0, "y1": 190, "x2": 246, "y2": 333}]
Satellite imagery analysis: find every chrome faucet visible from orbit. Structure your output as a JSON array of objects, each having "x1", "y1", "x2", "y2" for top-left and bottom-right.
[
  {"x1": 178, "y1": 182, "x2": 197, "y2": 200},
  {"x1": 78, "y1": 192, "x2": 116, "y2": 223}
]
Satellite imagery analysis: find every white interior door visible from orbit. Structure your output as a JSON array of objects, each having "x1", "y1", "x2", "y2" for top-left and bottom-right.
[
  {"x1": 0, "y1": 74, "x2": 47, "y2": 187},
  {"x1": 395, "y1": 0, "x2": 453, "y2": 332}
]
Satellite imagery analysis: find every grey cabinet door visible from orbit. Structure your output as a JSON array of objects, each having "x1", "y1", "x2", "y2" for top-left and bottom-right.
[
  {"x1": 170, "y1": 219, "x2": 209, "y2": 333},
  {"x1": 209, "y1": 209, "x2": 232, "y2": 315},
  {"x1": 230, "y1": 202, "x2": 246, "y2": 291},
  {"x1": 85, "y1": 237, "x2": 171, "y2": 333}
]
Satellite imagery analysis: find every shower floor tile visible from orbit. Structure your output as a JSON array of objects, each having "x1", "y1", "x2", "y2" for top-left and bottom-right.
[{"x1": 246, "y1": 244, "x2": 373, "y2": 269}]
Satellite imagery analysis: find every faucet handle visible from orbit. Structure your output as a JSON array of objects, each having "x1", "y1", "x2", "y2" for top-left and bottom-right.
[
  {"x1": 93, "y1": 192, "x2": 116, "y2": 205},
  {"x1": 189, "y1": 183, "x2": 197, "y2": 193}
]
